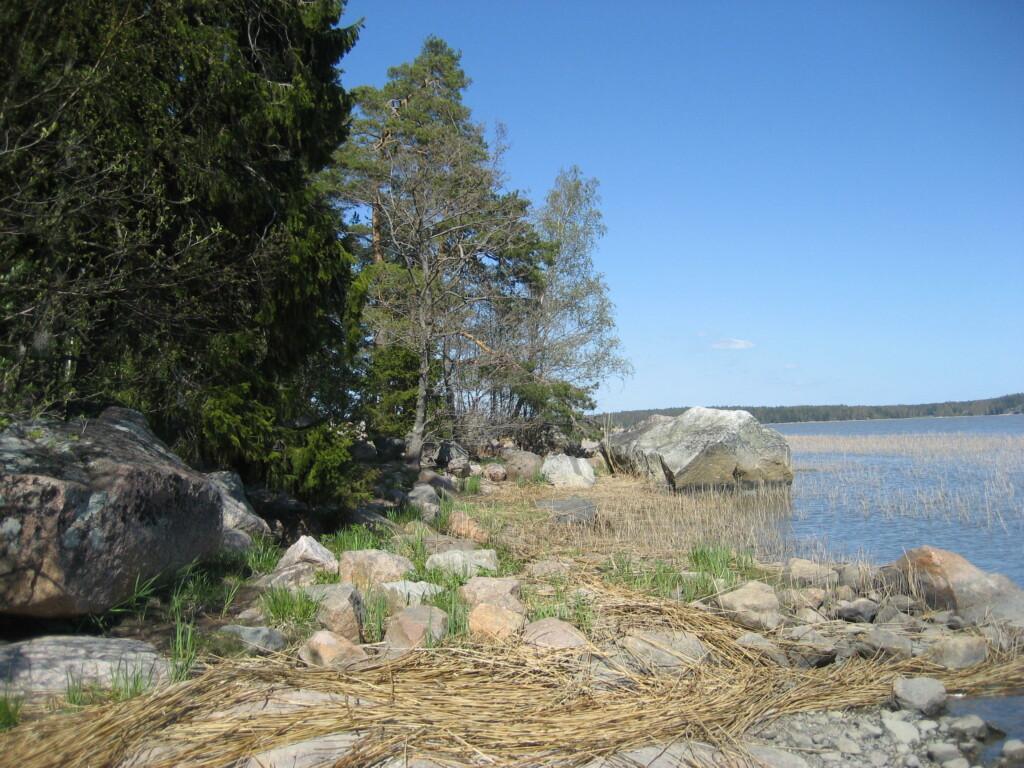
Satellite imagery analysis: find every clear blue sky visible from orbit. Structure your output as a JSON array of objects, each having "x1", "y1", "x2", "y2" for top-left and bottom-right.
[{"x1": 340, "y1": 1, "x2": 1024, "y2": 412}]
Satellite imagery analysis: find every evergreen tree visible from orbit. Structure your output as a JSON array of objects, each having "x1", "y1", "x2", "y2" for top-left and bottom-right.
[
  {"x1": 1, "y1": 1, "x2": 364, "y2": 502},
  {"x1": 331, "y1": 37, "x2": 541, "y2": 463}
]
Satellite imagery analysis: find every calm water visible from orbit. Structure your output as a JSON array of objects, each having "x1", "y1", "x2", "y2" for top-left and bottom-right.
[
  {"x1": 773, "y1": 415, "x2": 1024, "y2": 758},
  {"x1": 773, "y1": 414, "x2": 1024, "y2": 586}
]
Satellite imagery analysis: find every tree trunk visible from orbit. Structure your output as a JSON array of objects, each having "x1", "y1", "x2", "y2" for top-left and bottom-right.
[{"x1": 404, "y1": 340, "x2": 431, "y2": 467}]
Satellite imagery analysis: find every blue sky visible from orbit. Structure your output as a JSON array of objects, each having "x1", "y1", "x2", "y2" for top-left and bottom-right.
[{"x1": 340, "y1": 1, "x2": 1024, "y2": 412}]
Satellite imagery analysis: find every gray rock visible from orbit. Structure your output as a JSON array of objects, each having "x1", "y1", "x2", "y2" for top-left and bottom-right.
[
  {"x1": 835, "y1": 736, "x2": 861, "y2": 754},
  {"x1": 255, "y1": 562, "x2": 319, "y2": 589},
  {"x1": 384, "y1": 605, "x2": 448, "y2": 649},
  {"x1": 207, "y1": 470, "x2": 271, "y2": 536},
  {"x1": 0, "y1": 635, "x2": 168, "y2": 696},
  {"x1": 379, "y1": 580, "x2": 444, "y2": 611},
  {"x1": 602, "y1": 407, "x2": 793, "y2": 489},
  {"x1": 304, "y1": 583, "x2": 363, "y2": 642},
  {"x1": 276, "y1": 535, "x2": 338, "y2": 573},
  {"x1": 860, "y1": 626, "x2": 913, "y2": 659},
  {"x1": 838, "y1": 597, "x2": 879, "y2": 623},
  {"x1": 0, "y1": 408, "x2": 222, "y2": 618},
  {"x1": 946, "y1": 714, "x2": 987, "y2": 740},
  {"x1": 618, "y1": 630, "x2": 709, "y2": 673},
  {"x1": 883, "y1": 715, "x2": 921, "y2": 745},
  {"x1": 894, "y1": 676, "x2": 946, "y2": 715},
  {"x1": 424, "y1": 548, "x2": 498, "y2": 577},
  {"x1": 1003, "y1": 738, "x2": 1024, "y2": 763},
  {"x1": 782, "y1": 626, "x2": 836, "y2": 667},
  {"x1": 736, "y1": 632, "x2": 789, "y2": 666},
  {"x1": 535, "y1": 497, "x2": 597, "y2": 526},
  {"x1": 925, "y1": 635, "x2": 988, "y2": 669},
  {"x1": 785, "y1": 558, "x2": 839, "y2": 588},
  {"x1": 715, "y1": 580, "x2": 783, "y2": 630},
  {"x1": 541, "y1": 453, "x2": 596, "y2": 488},
  {"x1": 500, "y1": 449, "x2": 543, "y2": 481},
  {"x1": 926, "y1": 742, "x2": 962, "y2": 763},
  {"x1": 221, "y1": 527, "x2": 253, "y2": 552},
  {"x1": 408, "y1": 483, "x2": 441, "y2": 522},
  {"x1": 218, "y1": 625, "x2": 287, "y2": 653}
]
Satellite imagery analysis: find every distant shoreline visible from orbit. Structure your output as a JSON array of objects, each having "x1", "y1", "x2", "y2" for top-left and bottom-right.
[
  {"x1": 602, "y1": 393, "x2": 1024, "y2": 428},
  {"x1": 768, "y1": 412, "x2": 1023, "y2": 427}
]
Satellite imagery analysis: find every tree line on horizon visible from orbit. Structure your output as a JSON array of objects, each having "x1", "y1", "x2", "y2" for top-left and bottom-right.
[
  {"x1": 0, "y1": 2, "x2": 628, "y2": 511},
  {"x1": 604, "y1": 393, "x2": 1024, "y2": 429}
]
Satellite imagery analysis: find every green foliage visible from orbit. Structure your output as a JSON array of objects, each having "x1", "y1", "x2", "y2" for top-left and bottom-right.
[
  {"x1": 170, "y1": 621, "x2": 198, "y2": 683},
  {"x1": 321, "y1": 524, "x2": 386, "y2": 557},
  {"x1": 260, "y1": 588, "x2": 321, "y2": 635},
  {"x1": 355, "y1": 344, "x2": 421, "y2": 438},
  {"x1": 461, "y1": 475, "x2": 482, "y2": 495},
  {"x1": 0, "y1": 693, "x2": 22, "y2": 731},
  {"x1": 0, "y1": 0, "x2": 367, "y2": 510},
  {"x1": 361, "y1": 590, "x2": 391, "y2": 643},
  {"x1": 245, "y1": 535, "x2": 283, "y2": 576},
  {"x1": 418, "y1": 568, "x2": 471, "y2": 641}
]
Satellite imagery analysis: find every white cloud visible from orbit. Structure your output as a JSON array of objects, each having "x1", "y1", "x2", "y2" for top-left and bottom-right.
[{"x1": 712, "y1": 338, "x2": 754, "y2": 350}]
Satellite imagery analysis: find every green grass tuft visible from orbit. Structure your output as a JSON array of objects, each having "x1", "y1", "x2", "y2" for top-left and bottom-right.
[
  {"x1": 245, "y1": 534, "x2": 282, "y2": 575},
  {"x1": 361, "y1": 589, "x2": 391, "y2": 643},
  {"x1": 0, "y1": 693, "x2": 22, "y2": 731},
  {"x1": 259, "y1": 587, "x2": 321, "y2": 635},
  {"x1": 461, "y1": 475, "x2": 482, "y2": 495},
  {"x1": 170, "y1": 620, "x2": 198, "y2": 682},
  {"x1": 320, "y1": 524, "x2": 385, "y2": 557}
]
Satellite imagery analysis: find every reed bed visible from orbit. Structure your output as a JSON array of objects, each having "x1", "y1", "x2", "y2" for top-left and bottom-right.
[{"x1": 4, "y1": 576, "x2": 1022, "y2": 768}]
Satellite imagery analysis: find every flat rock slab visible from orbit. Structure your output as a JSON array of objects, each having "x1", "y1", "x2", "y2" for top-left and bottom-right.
[
  {"x1": 619, "y1": 629, "x2": 709, "y2": 673},
  {"x1": 522, "y1": 617, "x2": 587, "y2": 649},
  {"x1": 0, "y1": 635, "x2": 169, "y2": 696},
  {"x1": 535, "y1": 497, "x2": 597, "y2": 526},
  {"x1": 541, "y1": 454, "x2": 596, "y2": 488},
  {"x1": 894, "y1": 676, "x2": 947, "y2": 716}
]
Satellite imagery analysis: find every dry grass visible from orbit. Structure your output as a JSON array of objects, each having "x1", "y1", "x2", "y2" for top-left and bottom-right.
[
  {"x1": 4, "y1": 434, "x2": 1022, "y2": 767},
  {"x1": 4, "y1": 576, "x2": 1022, "y2": 768},
  {"x1": 470, "y1": 476, "x2": 795, "y2": 566}
]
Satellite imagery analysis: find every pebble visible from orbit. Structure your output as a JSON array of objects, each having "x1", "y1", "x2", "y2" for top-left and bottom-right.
[{"x1": 835, "y1": 736, "x2": 861, "y2": 754}]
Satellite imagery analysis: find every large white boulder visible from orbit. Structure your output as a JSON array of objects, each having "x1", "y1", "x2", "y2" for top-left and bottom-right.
[{"x1": 602, "y1": 407, "x2": 793, "y2": 490}]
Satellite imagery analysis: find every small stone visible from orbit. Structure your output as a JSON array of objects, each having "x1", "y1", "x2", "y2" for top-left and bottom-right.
[
  {"x1": 468, "y1": 603, "x2": 526, "y2": 641},
  {"x1": 926, "y1": 742, "x2": 961, "y2": 763},
  {"x1": 619, "y1": 630, "x2": 709, "y2": 673},
  {"x1": 276, "y1": 535, "x2": 338, "y2": 573},
  {"x1": 446, "y1": 510, "x2": 489, "y2": 544},
  {"x1": 785, "y1": 558, "x2": 839, "y2": 588},
  {"x1": 860, "y1": 626, "x2": 913, "y2": 659},
  {"x1": 715, "y1": 581, "x2": 782, "y2": 631},
  {"x1": 218, "y1": 625, "x2": 286, "y2": 654},
  {"x1": 378, "y1": 580, "x2": 444, "y2": 612},
  {"x1": 298, "y1": 630, "x2": 368, "y2": 668},
  {"x1": 522, "y1": 617, "x2": 587, "y2": 649},
  {"x1": 917, "y1": 719, "x2": 938, "y2": 733},
  {"x1": 868, "y1": 751, "x2": 889, "y2": 767},
  {"x1": 946, "y1": 714, "x2": 987, "y2": 740},
  {"x1": 304, "y1": 584, "x2": 363, "y2": 642},
  {"x1": 338, "y1": 550, "x2": 414, "y2": 588},
  {"x1": 794, "y1": 607, "x2": 829, "y2": 624},
  {"x1": 1004, "y1": 738, "x2": 1024, "y2": 763},
  {"x1": 838, "y1": 597, "x2": 879, "y2": 623},
  {"x1": 883, "y1": 716, "x2": 921, "y2": 745},
  {"x1": 383, "y1": 606, "x2": 448, "y2": 649},
  {"x1": 902, "y1": 756, "x2": 920, "y2": 768},
  {"x1": 835, "y1": 736, "x2": 861, "y2": 754},
  {"x1": 424, "y1": 549, "x2": 499, "y2": 577},
  {"x1": 925, "y1": 635, "x2": 988, "y2": 669},
  {"x1": 459, "y1": 576, "x2": 524, "y2": 613},
  {"x1": 526, "y1": 559, "x2": 572, "y2": 579},
  {"x1": 482, "y1": 463, "x2": 507, "y2": 482},
  {"x1": 893, "y1": 676, "x2": 946, "y2": 716},
  {"x1": 736, "y1": 632, "x2": 789, "y2": 666}
]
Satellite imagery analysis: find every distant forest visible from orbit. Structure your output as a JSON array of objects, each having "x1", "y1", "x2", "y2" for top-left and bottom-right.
[{"x1": 604, "y1": 393, "x2": 1024, "y2": 428}]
